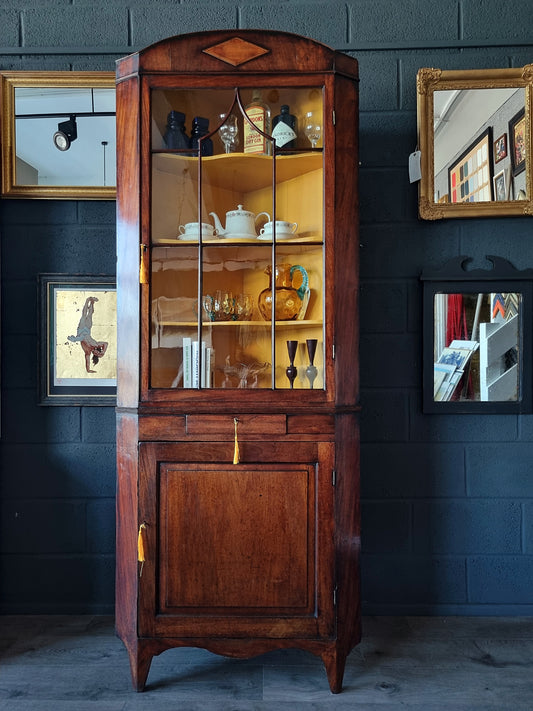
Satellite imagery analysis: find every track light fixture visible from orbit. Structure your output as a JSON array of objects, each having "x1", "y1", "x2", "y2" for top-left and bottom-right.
[{"x1": 53, "y1": 115, "x2": 77, "y2": 151}]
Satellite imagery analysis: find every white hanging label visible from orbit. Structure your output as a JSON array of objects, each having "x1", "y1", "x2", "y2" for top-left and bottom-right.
[
  {"x1": 409, "y1": 150, "x2": 422, "y2": 183},
  {"x1": 272, "y1": 122, "x2": 297, "y2": 147}
]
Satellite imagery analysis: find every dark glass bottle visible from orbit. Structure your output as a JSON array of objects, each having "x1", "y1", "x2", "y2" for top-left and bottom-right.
[
  {"x1": 272, "y1": 104, "x2": 297, "y2": 150},
  {"x1": 163, "y1": 110, "x2": 189, "y2": 150},
  {"x1": 189, "y1": 116, "x2": 213, "y2": 156}
]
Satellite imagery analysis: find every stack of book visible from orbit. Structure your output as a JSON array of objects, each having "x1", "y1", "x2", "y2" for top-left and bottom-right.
[
  {"x1": 434, "y1": 339, "x2": 478, "y2": 402},
  {"x1": 182, "y1": 338, "x2": 215, "y2": 388}
]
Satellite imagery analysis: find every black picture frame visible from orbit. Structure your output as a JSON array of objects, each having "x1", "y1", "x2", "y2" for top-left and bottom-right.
[
  {"x1": 421, "y1": 256, "x2": 533, "y2": 414},
  {"x1": 509, "y1": 107, "x2": 526, "y2": 176},
  {"x1": 447, "y1": 127, "x2": 493, "y2": 204},
  {"x1": 39, "y1": 274, "x2": 116, "y2": 405}
]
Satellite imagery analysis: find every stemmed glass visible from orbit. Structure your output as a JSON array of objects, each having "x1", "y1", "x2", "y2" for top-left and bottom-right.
[
  {"x1": 304, "y1": 111, "x2": 322, "y2": 148},
  {"x1": 286, "y1": 340, "x2": 298, "y2": 389},
  {"x1": 219, "y1": 113, "x2": 239, "y2": 153},
  {"x1": 305, "y1": 339, "x2": 318, "y2": 389}
]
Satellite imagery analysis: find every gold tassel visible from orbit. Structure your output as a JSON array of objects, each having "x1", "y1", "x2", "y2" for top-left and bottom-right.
[
  {"x1": 139, "y1": 244, "x2": 148, "y2": 284},
  {"x1": 233, "y1": 418, "x2": 240, "y2": 464},
  {"x1": 138, "y1": 523, "x2": 147, "y2": 577}
]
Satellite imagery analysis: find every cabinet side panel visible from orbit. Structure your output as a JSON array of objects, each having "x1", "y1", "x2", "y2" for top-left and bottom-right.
[
  {"x1": 116, "y1": 74, "x2": 141, "y2": 408},
  {"x1": 115, "y1": 412, "x2": 140, "y2": 642},
  {"x1": 333, "y1": 75, "x2": 359, "y2": 407},
  {"x1": 335, "y1": 412, "x2": 361, "y2": 653}
]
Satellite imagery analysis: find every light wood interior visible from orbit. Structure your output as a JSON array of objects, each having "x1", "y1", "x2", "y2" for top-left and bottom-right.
[
  {"x1": 150, "y1": 145, "x2": 325, "y2": 390},
  {"x1": 150, "y1": 244, "x2": 324, "y2": 390}
]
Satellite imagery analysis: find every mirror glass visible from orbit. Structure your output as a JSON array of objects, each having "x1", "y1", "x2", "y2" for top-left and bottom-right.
[
  {"x1": 433, "y1": 291, "x2": 520, "y2": 402},
  {"x1": 434, "y1": 88, "x2": 525, "y2": 204},
  {"x1": 417, "y1": 66, "x2": 533, "y2": 219},
  {"x1": 1, "y1": 71, "x2": 115, "y2": 199}
]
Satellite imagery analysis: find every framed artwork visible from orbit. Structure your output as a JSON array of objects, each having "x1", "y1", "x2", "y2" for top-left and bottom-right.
[
  {"x1": 493, "y1": 133, "x2": 507, "y2": 163},
  {"x1": 509, "y1": 107, "x2": 526, "y2": 176},
  {"x1": 493, "y1": 168, "x2": 507, "y2": 201},
  {"x1": 39, "y1": 274, "x2": 116, "y2": 405},
  {"x1": 448, "y1": 128, "x2": 493, "y2": 204}
]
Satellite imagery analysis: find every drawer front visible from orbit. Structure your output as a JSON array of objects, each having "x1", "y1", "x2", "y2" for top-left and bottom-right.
[{"x1": 186, "y1": 414, "x2": 286, "y2": 436}]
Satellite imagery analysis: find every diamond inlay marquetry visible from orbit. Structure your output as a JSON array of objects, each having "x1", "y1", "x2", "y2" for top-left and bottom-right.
[{"x1": 203, "y1": 37, "x2": 270, "y2": 67}]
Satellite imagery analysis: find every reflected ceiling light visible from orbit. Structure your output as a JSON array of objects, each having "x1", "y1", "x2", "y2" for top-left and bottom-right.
[{"x1": 53, "y1": 115, "x2": 77, "y2": 151}]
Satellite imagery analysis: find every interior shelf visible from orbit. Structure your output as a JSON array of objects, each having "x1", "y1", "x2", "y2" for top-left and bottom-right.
[
  {"x1": 159, "y1": 319, "x2": 323, "y2": 328},
  {"x1": 153, "y1": 236, "x2": 324, "y2": 246},
  {"x1": 152, "y1": 151, "x2": 323, "y2": 192}
]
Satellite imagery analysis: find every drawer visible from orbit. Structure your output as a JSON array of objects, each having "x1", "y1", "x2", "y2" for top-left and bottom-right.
[
  {"x1": 186, "y1": 414, "x2": 286, "y2": 436},
  {"x1": 139, "y1": 416, "x2": 186, "y2": 441}
]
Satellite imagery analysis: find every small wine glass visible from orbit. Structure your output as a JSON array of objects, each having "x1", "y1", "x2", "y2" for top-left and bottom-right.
[
  {"x1": 233, "y1": 293, "x2": 254, "y2": 321},
  {"x1": 219, "y1": 113, "x2": 239, "y2": 153},
  {"x1": 304, "y1": 111, "x2": 322, "y2": 149}
]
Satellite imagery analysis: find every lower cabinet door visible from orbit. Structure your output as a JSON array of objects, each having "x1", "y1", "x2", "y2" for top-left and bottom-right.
[{"x1": 138, "y1": 440, "x2": 335, "y2": 640}]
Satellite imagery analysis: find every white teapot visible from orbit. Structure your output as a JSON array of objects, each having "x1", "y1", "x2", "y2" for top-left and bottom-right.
[{"x1": 209, "y1": 204, "x2": 270, "y2": 239}]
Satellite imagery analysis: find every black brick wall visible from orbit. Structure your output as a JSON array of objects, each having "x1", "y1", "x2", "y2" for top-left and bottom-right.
[{"x1": 1, "y1": 0, "x2": 532, "y2": 615}]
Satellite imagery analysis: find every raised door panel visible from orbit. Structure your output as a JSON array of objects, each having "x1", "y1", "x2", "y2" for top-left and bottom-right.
[
  {"x1": 160, "y1": 464, "x2": 312, "y2": 611},
  {"x1": 138, "y1": 440, "x2": 335, "y2": 639}
]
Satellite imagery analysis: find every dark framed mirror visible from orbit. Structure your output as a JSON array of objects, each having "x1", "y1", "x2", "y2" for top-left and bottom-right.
[{"x1": 421, "y1": 256, "x2": 533, "y2": 413}]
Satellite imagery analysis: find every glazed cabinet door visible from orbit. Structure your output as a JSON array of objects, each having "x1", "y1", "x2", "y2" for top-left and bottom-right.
[
  {"x1": 137, "y1": 440, "x2": 335, "y2": 640},
  {"x1": 145, "y1": 82, "x2": 331, "y2": 403}
]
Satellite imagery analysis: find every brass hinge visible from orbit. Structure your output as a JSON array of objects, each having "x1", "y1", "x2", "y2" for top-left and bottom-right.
[
  {"x1": 332, "y1": 109, "x2": 336, "y2": 126},
  {"x1": 332, "y1": 469, "x2": 337, "y2": 486},
  {"x1": 332, "y1": 343, "x2": 336, "y2": 360}
]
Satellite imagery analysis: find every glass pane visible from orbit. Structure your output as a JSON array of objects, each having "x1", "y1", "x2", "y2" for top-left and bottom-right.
[
  {"x1": 202, "y1": 245, "x2": 272, "y2": 389},
  {"x1": 433, "y1": 292, "x2": 521, "y2": 402},
  {"x1": 151, "y1": 246, "x2": 199, "y2": 388},
  {"x1": 150, "y1": 86, "x2": 324, "y2": 391},
  {"x1": 273, "y1": 245, "x2": 324, "y2": 390}
]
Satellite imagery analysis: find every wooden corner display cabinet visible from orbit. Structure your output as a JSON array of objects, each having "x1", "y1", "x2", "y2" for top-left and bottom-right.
[{"x1": 115, "y1": 30, "x2": 360, "y2": 693}]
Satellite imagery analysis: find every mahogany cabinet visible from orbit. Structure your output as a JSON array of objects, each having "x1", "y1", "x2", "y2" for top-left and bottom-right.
[{"x1": 115, "y1": 30, "x2": 360, "y2": 693}]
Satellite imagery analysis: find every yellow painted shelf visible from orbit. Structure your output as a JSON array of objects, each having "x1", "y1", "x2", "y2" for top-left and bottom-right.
[
  {"x1": 160, "y1": 319, "x2": 323, "y2": 327},
  {"x1": 152, "y1": 151, "x2": 322, "y2": 192}
]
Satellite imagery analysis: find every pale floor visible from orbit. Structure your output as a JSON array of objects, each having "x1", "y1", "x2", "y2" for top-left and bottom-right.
[{"x1": 0, "y1": 615, "x2": 532, "y2": 710}]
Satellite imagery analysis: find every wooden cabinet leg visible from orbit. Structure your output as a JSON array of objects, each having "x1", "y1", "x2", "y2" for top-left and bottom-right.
[
  {"x1": 126, "y1": 640, "x2": 154, "y2": 692},
  {"x1": 321, "y1": 647, "x2": 347, "y2": 694}
]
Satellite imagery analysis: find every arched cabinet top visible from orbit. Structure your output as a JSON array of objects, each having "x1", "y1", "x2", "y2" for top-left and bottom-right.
[{"x1": 116, "y1": 30, "x2": 358, "y2": 81}]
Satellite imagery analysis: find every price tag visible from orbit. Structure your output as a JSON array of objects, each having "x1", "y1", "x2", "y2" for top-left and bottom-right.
[{"x1": 409, "y1": 150, "x2": 422, "y2": 183}]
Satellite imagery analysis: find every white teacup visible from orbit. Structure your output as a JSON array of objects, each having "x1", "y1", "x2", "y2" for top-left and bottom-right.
[
  {"x1": 178, "y1": 222, "x2": 217, "y2": 240},
  {"x1": 259, "y1": 220, "x2": 298, "y2": 238}
]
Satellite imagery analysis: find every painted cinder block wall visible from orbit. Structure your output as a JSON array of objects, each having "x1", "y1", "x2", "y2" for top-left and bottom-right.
[{"x1": 1, "y1": 0, "x2": 532, "y2": 615}]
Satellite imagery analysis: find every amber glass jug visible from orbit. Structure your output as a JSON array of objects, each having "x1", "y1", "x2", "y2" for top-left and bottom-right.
[{"x1": 258, "y1": 263, "x2": 309, "y2": 321}]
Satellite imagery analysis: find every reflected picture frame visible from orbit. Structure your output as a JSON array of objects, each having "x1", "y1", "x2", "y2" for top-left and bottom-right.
[
  {"x1": 39, "y1": 274, "x2": 117, "y2": 405},
  {"x1": 494, "y1": 133, "x2": 507, "y2": 163},
  {"x1": 509, "y1": 107, "x2": 526, "y2": 176},
  {"x1": 493, "y1": 168, "x2": 507, "y2": 201},
  {"x1": 447, "y1": 127, "x2": 493, "y2": 204}
]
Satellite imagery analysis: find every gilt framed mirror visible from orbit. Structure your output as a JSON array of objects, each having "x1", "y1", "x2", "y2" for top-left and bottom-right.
[
  {"x1": 0, "y1": 71, "x2": 115, "y2": 199},
  {"x1": 421, "y1": 256, "x2": 533, "y2": 414},
  {"x1": 417, "y1": 66, "x2": 533, "y2": 219}
]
